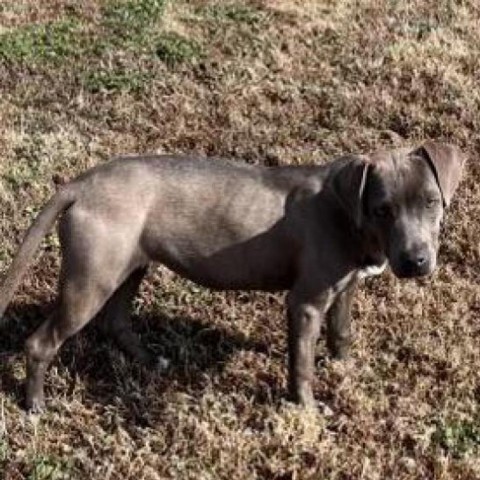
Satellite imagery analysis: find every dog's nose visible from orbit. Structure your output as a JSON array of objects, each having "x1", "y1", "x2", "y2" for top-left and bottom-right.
[
  {"x1": 398, "y1": 247, "x2": 430, "y2": 277},
  {"x1": 415, "y1": 255, "x2": 427, "y2": 267}
]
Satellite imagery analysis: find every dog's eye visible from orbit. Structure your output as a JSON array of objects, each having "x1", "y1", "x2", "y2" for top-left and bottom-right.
[
  {"x1": 425, "y1": 197, "x2": 439, "y2": 209},
  {"x1": 373, "y1": 205, "x2": 391, "y2": 219}
]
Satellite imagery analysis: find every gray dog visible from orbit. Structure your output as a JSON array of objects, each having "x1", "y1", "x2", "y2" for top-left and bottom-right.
[{"x1": 0, "y1": 142, "x2": 465, "y2": 412}]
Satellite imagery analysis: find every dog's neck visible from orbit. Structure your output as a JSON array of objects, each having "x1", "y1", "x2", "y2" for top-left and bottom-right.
[{"x1": 357, "y1": 226, "x2": 387, "y2": 270}]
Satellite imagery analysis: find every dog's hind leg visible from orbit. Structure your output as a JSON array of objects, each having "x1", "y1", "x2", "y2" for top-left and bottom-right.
[
  {"x1": 23, "y1": 216, "x2": 145, "y2": 412},
  {"x1": 24, "y1": 272, "x2": 125, "y2": 413},
  {"x1": 100, "y1": 266, "x2": 167, "y2": 369}
]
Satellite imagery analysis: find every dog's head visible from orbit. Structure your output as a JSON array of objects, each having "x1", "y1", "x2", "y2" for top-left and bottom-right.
[{"x1": 332, "y1": 142, "x2": 466, "y2": 278}]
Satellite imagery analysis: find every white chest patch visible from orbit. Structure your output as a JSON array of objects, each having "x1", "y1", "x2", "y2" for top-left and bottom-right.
[{"x1": 357, "y1": 261, "x2": 387, "y2": 280}]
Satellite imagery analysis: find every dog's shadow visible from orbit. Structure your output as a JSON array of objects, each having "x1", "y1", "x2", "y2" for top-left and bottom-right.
[{"x1": 0, "y1": 301, "x2": 274, "y2": 429}]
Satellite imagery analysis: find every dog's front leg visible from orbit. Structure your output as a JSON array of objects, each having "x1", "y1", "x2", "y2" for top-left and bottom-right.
[
  {"x1": 326, "y1": 277, "x2": 358, "y2": 360},
  {"x1": 287, "y1": 288, "x2": 331, "y2": 407}
]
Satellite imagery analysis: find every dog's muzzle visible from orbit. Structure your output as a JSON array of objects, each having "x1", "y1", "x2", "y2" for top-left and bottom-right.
[{"x1": 392, "y1": 246, "x2": 433, "y2": 278}]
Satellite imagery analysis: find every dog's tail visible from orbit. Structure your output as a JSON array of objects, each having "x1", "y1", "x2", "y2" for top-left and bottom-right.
[{"x1": 0, "y1": 184, "x2": 77, "y2": 321}]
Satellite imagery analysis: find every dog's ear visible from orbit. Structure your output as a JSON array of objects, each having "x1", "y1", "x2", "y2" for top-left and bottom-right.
[
  {"x1": 416, "y1": 141, "x2": 466, "y2": 207},
  {"x1": 331, "y1": 156, "x2": 369, "y2": 228}
]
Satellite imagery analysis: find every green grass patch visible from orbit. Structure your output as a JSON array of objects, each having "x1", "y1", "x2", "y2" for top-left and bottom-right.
[
  {"x1": 189, "y1": 3, "x2": 268, "y2": 60},
  {"x1": 0, "y1": 0, "x2": 168, "y2": 64},
  {"x1": 0, "y1": 19, "x2": 84, "y2": 64},
  {"x1": 102, "y1": 0, "x2": 166, "y2": 39},
  {"x1": 0, "y1": 0, "x2": 200, "y2": 79},
  {"x1": 27, "y1": 455, "x2": 72, "y2": 480},
  {"x1": 2, "y1": 162, "x2": 39, "y2": 191},
  {"x1": 1, "y1": 133, "x2": 72, "y2": 196},
  {"x1": 432, "y1": 418, "x2": 480, "y2": 458},
  {"x1": 155, "y1": 32, "x2": 202, "y2": 66},
  {"x1": 101, "y1": 0, "x2": 201, "y2": 66},
  {"x1": 4, "y1": 155, "x2": 48, "y2": 191},
  {"x1": 0, "y1": 439, "x2": 7, "y2": 462},
  {"x1": 83, "y1": 68, "x2": 151, "y2": 93}
]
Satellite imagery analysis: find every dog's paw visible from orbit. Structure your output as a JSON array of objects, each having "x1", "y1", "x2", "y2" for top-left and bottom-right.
[
  {"x1": 317, "y1": 400, "x2": 334, "y2": 417},
  {"x1": 333, "y1": 350, "x2": 350, "y2": 361},
  {"x1": 25, "y1": 398, "x2": 46, "y2": 416}
]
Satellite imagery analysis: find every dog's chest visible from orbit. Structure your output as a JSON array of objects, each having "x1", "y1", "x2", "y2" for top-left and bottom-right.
[
  {"x1": 356, "y1": 261, "x2": 387, "y2": 280},
  {"x1": 322, "y1": 261, "x2": 387, "y2": 313}
]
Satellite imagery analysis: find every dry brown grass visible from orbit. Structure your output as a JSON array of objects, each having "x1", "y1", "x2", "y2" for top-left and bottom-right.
[{"x1": 1, "y1": 0, "x2": 480, "y2": 478}]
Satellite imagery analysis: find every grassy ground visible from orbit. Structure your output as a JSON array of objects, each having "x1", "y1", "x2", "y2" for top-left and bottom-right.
[{"x1": 1, "y1": 0, "x2": 480, "y2": 478}]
